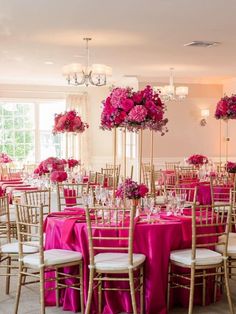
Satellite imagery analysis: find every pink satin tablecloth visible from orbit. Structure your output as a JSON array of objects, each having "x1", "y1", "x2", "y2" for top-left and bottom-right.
[{"x1": 44, "y1": 213, "x2": 217, "y2": 314}]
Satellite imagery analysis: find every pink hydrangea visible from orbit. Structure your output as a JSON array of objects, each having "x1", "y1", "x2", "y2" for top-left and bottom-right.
[
  {"x1": 50, "y1": 170, "x2": 68, "y2": 182},
  {"x1": 110, "y1": 88, "x2": 127, "y2": 108},
  {"x1": 128, "y1": 105, "x2": 147, "y2": 123}
]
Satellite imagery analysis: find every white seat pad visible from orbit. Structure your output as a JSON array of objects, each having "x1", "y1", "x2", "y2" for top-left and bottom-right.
[
  {"x1": 216, "y1": 233, "x2": 236, "y2": 255},
  {"x1": 23, "y1": 249, "x2": 82, "y2": 267},
  {"x1": 94, "y1": 252, "x2": 146, "y2": 271},
  {"x1": 170, "y1": 248, "x2": 222, "y2": 266},
  {"x1": 1, "y1": 242, "x2": 39, "y2": 254}
]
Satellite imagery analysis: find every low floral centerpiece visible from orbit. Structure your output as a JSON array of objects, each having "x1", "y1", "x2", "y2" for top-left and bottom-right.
[
  {"x1": 50, "y1": 170, "x2": 68, "y2": 183},
  {"x1": 67, "y1": 158, "x2": 80, "y2": 169},
  {"x1": 226, "y1": 161, "x2": 236, "y2": 173},
  {"x1": 34, "y1": 157, "x2": 66, "y2": 176},
  {"x1": 215, "y1": 95, "x2": 236, "y2": 120},
  {"x1": 53, "y1": 110, "x2": 89, "y2": 134},
  {"x1": 187, "y1": 154, "x2": 208, "y2": 166},
  {"x1": 100, "y1": 85, "x2": 168, "y2": 133},
  {"x1": 0, "y1": 152, "x2": 12, "y2": 163},
  {"x1": 116, "y1": 178, "x2": 148, "y2": 199}
]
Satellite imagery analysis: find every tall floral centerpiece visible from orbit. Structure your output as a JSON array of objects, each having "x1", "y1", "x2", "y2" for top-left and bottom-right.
[
  {"x1": 52, "y1": 110, "x2": 88, "y2": 163},
  {"x1": 215, "y1": 95, "x2": 236, "y2": 161},
  {"x1": 100, "y1": 85, "x2": 168, "y2": 193},
  {"x1": 0, "y1": 152, "x2": 12, "y2": 164}
]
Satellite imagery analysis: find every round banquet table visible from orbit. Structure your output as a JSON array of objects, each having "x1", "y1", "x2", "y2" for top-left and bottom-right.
[{"x1": 44, "y1": 213, "x2": 219, "y2": 314}]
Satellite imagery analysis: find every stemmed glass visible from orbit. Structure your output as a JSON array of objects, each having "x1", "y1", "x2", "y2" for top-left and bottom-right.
[{"x1": 176, "y1": 192, "x2": 187, "y2": 215}]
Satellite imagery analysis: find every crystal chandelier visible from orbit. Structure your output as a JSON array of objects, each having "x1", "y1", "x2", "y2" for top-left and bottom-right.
[
  {"x1": 154, "y1": 68, "x2": 188, "y2": 101},
  {"x1": 62, "y1": 38, "x2": 112, "y2": 87}
]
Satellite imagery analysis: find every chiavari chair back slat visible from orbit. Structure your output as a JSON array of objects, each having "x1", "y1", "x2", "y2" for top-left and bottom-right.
[
  {"x1": 0, "y1": 196, "x2": 11, "y2": 243},
  {"x1": 57, "y1": 182, "x2": 89, "y2": 211},
  {"x1": 23, "y1": 189, "x2": 51, "y2": 216},
  {"x1": 14, "y1": 203, "x2": 84, "y2": 314},
  {"x1": 165, "y1": 161, "x2": 180, "y2": 170}
]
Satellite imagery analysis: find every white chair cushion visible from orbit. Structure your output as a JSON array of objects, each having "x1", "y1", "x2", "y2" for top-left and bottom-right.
[
  {"x1": 94, "y1": 252, "x2": 146, "y2": 271},
  {"x1": 170, "y1": 248, "x2": 223, "y2": 266},
  {"x1": 1, "y1": 242, "x2": 39, "y2": 254},
  {"x1": 23, "y1": 249, "x2": 82, "y2": 267},
  {"x1": 216, "y1": 233, "x2": 236, "y2": 256}
]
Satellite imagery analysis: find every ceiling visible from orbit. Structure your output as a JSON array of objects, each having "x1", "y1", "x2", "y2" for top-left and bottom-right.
[{"x1": 0, "y1": 0, "x2": 236, "y2": 85}]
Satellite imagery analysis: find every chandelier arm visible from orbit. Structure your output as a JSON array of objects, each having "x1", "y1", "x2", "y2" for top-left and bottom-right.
[{"x1": 89, "y1": 72, "x2": 106, "y2": 86}]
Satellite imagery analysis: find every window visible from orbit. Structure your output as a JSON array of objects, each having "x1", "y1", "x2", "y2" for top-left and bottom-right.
[
  {"x1": 39, "y1": 102, "x2": 65, "y2": 160},
  {"x1": 0, "y1": 103, "x2": 35, "y2": 161},
  {"x1": 0, "y1": 100, "x2": 66, "y2": 162}
]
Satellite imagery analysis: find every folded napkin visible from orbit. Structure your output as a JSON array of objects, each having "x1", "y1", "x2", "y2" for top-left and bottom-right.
[
  {"x1": 64, "y1": 188, "x2": 77, "y2": 206},
  {"x1": 64, "y1": 206, "x2": 84, "y2": 212}
]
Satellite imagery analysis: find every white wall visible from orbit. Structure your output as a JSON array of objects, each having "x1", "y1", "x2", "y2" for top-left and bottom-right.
[{"x1": 139, "y1": 82, "x2": 228, "y2": 164}]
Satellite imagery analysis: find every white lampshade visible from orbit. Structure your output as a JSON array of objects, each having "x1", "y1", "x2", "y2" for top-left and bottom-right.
[
  {"x1": 201, "y1": 109, "x2": 210, "y2": 118},
  {"x1": 68, "y1": 63, "x2": 83, "y2": 74},
  {"x1": 62, "y1": 65, "x2": 71, "y2": 76},
  {"x1": 91, "y1": 63, "x2": 107, "y2": 75},
  {"x1": 176, "y1": 86, "x2": 189, "y2": 97},
  {"x1": 163, "y1": 85, "x2": 175, "y2": 95}
]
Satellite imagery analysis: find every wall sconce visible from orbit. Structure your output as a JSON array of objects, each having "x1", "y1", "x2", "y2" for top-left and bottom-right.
[{"x1": 200, "y1": 109, "x2": 210, "y2": 126}]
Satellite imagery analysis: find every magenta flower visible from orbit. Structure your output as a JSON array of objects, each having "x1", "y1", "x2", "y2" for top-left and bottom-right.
[
  {"x1": 53, "y1": 110, "x2": 88, "y2": 134},
  {"x1": 50, "y1": 170, "x2": 67, "y2": 183},
  {"x1": 110, "y1": 88, "x2": 127, "y2": 108},
  {"x1": 128, "y1": 105, "x2": 147, "y2": 123},
  {"x1": 116, "y1": 178, "x2": 149, "y2": 199}
]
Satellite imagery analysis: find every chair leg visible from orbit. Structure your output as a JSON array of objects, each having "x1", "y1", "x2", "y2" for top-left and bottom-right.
[
  {"x1": 80, "y1": 263, "x2": 84, "y2": 314},
  {"x1": 202, "y1": 270, "x2": 206, "y2": 306},
  {"x1": 55, "y1": 268, "x2": 60, "y2": 307},
  {"x1": 14, "y1": 262, "x2": 23, "y2": 314},
  {"x1": 214, "y1": 268, "x2": 219, "y2": 303},
  {"x1": 85, "y1": 267, "x2": 95, "y2": 314},
  {"x1": 223, "y1": 259, "x2": 234, "y2": 314},
  {"x1": 5, "y1": 256, "x2": 11, "y2": 294},
  {"x1": 188, "y1": 266, "x2": 195, "y2": 314},
  {"x1": 98, "y1": 274, "x2": 102, "y2": 314},
  {"x1": 39, "y1": 267, "x2": 45, "y2": 314},
  {"x1": 129, "y1": 269, "x2": 138, "y2": 314},
  {"x1": 167, "y1": 263, "x2": 171, "y2": 312},
  {"x1": 140, "y1": 265, "x2": 144, "y2": 314}
]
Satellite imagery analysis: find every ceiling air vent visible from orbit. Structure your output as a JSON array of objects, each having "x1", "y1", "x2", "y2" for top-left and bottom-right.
[{"x1": 184, "y1": 41, "x2": 220, "y2": 48}]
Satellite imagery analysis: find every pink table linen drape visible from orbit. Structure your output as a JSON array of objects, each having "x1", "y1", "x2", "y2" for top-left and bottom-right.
[{"x1": 44, "y1": 214, "x2": 217, "y2": 314}]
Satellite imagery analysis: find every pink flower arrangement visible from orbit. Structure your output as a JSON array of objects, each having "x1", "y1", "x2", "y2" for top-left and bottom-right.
[
  {"x1": 100, "y1": 85, "x2": 168, "y2": 134},
  {"x1": 215, "y1": 95, "x2": 236, "y2": 120},
  {"x1": 34, "y1": 157, "x2": 67, "y2": 176},
  {"x1": 226, "y1": 161, "x2": 236, "y2": 173},
  {"x1": 67, "y1": 158, "x2": 80, "y2": 169},
  {"x1": 53, "y1": 110, "x2": 89, "y2": 134},
  {"x1": 116, "y1": 178, "x2": 149, "y2": 199},
  {"x1": 187, "y1": 154, "x2": 208, "y2": 166},
  {"x1": 50, "y1": 170, "x2": 68, "y2": 183},
  {"x1": 0, "y1": 152, "x2": 12, "y2": 163}
]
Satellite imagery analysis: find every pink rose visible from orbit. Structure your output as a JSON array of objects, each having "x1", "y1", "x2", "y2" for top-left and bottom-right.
[
  {"x1": 120, "y1": 98, "x2": 134, "y2": 112},
  {"x1": 110, "y1": 88, "x2": 127, "y2": 108},
  {"x1": 138, "y1": 184, "x2": 149, "y2": 197},
  {"x1": 217, "y1": 100, "x2": 227, "y2": 115},
  {"x1": 133, "y1": 92, "x2": 143, "y2": 104}
]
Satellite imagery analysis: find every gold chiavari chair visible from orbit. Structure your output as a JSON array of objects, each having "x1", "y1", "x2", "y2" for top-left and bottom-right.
[
  {"x1": 0, "y1": 165, "x2": 9, "y2": 180},
  {"x1": 88, "y1": 171, "x2": 97, "y2": 185},
  {"x1": 217, "y1": 190, "x2": 236, "y2": 279},
  {"x1": 57, "y1": 182, "x2": 89, "y2": 211},
  {"x1": 165, "y1": 161, "x2": 180, "y2": 171},
  {"x1": 85, "y1": 204, "x2": 146, "y2": 314},
  {"x1": 167, "y1": 202, "x2": 234, "y2": 314},
  {"x1": 163, "y1": 172, "x2": 177, "y2": 194},
  {"x1": 210, "y1": 176, "x2": 231, "y2": 207},
  {"x1": 24, "y1": 189, "x2": 51, "y2": 216},
  {"x1": 23, "y1": 163, "x2": 38, "y2": 174},
  {"x1": 175, "y1": 166, "x2": 198, "y2": 185},
  {"x1": 0, "y1": 196, "x2": 39, "y2": 295},
  {"x1": 14, "y1": 204, "x2": 84, "y2": 314},
  {"x1": 96, "y1": 173, "x2": 106, "y2": 187},
  {"x1": 8, "y1": 168, "x2": 23, "y2": 180}
]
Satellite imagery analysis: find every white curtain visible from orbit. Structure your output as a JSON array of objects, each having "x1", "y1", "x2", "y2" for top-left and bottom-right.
[{"x1": 65, "y1": 93, "x2": 89, "y2": 167}]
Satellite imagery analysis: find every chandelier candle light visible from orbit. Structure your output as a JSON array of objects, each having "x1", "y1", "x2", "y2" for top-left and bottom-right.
[
  {"x1": 62, "y1": 38, "x2": 112, "y2": 87},
  {"x1": 154, "y1": 68, "x2": 188, "y2": 101}
]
